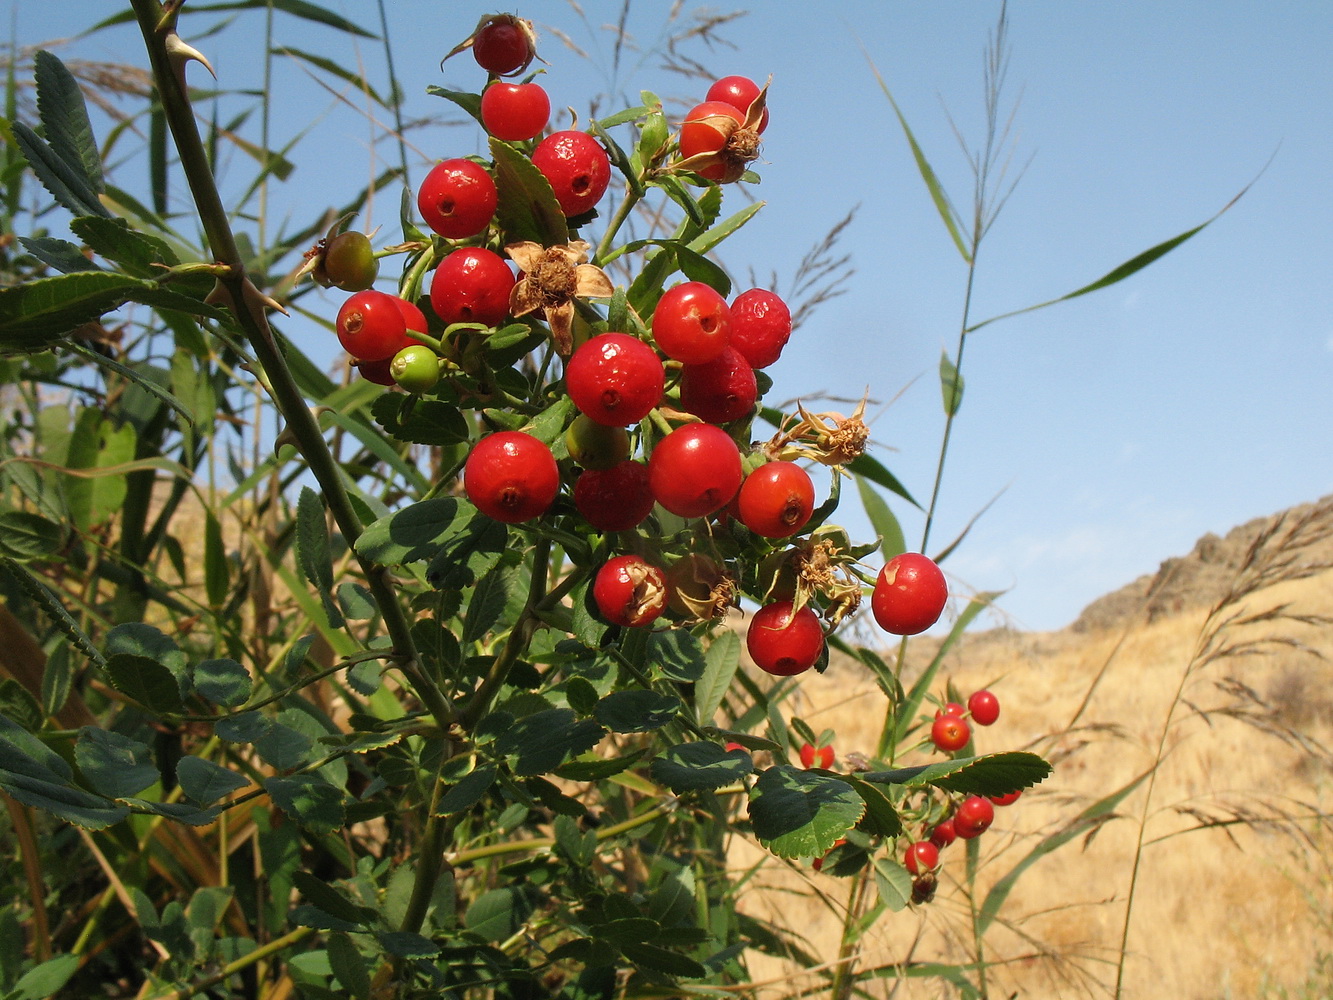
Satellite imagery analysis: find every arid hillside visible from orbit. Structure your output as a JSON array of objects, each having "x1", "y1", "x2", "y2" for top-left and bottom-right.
[{"x1": 739, "y1": 495, "x2": 1333, "y2": 999}]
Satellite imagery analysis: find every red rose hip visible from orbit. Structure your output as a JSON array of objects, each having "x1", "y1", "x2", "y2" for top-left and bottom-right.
[
  {"x1": 871, "y1": 552, "x2": 948, "y2": 635},
  {"x1": 417, "y1": 158, "x2": 497, "y2": 239},
  {"x1": 652, "y1": 281, "x2": 731, "y2": 364},
  {"x1": 565, "y1": 333, "x2": 664, "y2": 426},
  {"x1": 678, "y1": 346, "x2": 757, "y2": 424},
  {"x1": 480, "y1": 81, "x2": 550, "y2": 141},
  {"x1": 930, "y1": 714, "x2": 970, "y2": 753},
  {"x1": 531, "y1": 131, "x2": 611, "y2": 218},
  {"x1": 953, "y1": 795, "x2": 995, "y2": 840},
  {"x1": 647, "y1": 423, "x2": 742, "y2": 518},
  {"x1": 463, "y1": 431, "x2": 559, "y2": 523},
  {"x1": 736, "y1": 461, "x2": 815, "y2": 539},
  {"x1": 729, "y1": 288, "x2": 792, "y2": 369},
  {"x1": 746, "y1": 600, "x2": 823, "y2": 676},
  {"x1": 904, "y1": 840, "x2": 940, "y2": 875},
  {"x1": 573, "y1": 460, "x2": 655, "y2": 532},
  {"x1": 968, "y1": 689, "x2": 1000, "y2": 726},
  {"x1": 706, "y1": 75, "x2": 769, "y2": 133},
  {"x1": 430, "y1": 247, "x2": 515, "y2": 329},
  {"x1": 592, "y1": 554, "x2": 670, "y2": 627}
]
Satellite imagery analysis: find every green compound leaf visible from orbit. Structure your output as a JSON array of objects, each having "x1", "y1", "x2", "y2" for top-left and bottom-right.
[
  {"x1": 847, "y1": 776, "x2": 903, "y2": 838},
  {"x1": 0, "y1": 511, "x2": 64, "y2": 561},
  {"x1": 647, "y1": 628, "x2": 707, "y2": 683},
  {"x1": 0, "y1": 272, "x2": 142, "y2": 355},
  {"x1": 0, "y1": 714, "x2": 128, "y2": 829},
  {"x1": 490, "y1": 137, "x2": 569, "y2": 246},
  {"x1": 10, "y1": 120, "x2": 107, "y2": 221},
  {"x1": 465, "y1": 886, "x2": 537, "y2": 943},
  {"x1": 862, "y1": 751, "x2": 1052, "y2": 798},
  {"x1": 104, "y1": 653, "x2": 183, "y2": 714},
  {"x1": 355, "y1": 497, "x2": 475, "y2": 565},
  {"x1": 0, "y1": 681, "x2": 41, "y2": 733},
  {"x1": 192, "y1": 657, "x2": 252, "y2": 708},
  {"x1": 75, "y1": 727, "x2": 158, "y2": 799},
  {"x1": 371, "y1": 393, "x2": 470, "y2": 446},
  {"x1": 649, "y1": 741, "x2": 753, "y2": 793},
  {"x1": 494, "y1": 708, "x2": 607, "y2": 777},
  {"x1": 12, "y1": 953, "x2": 81, "y2": 1000},
  {"x1": 265, "y1": 775, "x2": 345, "y2": 834},
  {"x1": 434, "y1": 763, "x2": 497, "y2": 816},
  {"x1": 68, "y1": 215, "x2": 180, "y2": 277},
  {"x1": 295, "y1": 486, "x2": 343, "y2": 629},
  {"x1": 593, "y1": 690, "x2": 681, "y2": 733},
  {"x1": 747, "y1": 765, "x2": 866, "y2": 859},
  {"x1": 176, "y1": 755, "x2": 251, "y2": 806},
  {"x1": 694, "y1": 630, "x2": 740, "y2": 727},
  {"x1": 873, "y1": 856, "x2": 914, "y2": 913}
]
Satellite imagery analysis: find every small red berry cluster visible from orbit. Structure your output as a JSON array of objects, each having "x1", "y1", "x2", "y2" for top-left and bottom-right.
[
  {"x1": 792, "y1": 714, "x2": 1018, "y2": 881},
  {"x1": 895, "y1": 688, "x2": 1019, "y2": 880}
]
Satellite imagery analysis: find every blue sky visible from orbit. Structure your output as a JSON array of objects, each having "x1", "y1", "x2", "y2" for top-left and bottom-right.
[{"x1": 22, "y1": 2, "x2": 1333, "y2": 631}]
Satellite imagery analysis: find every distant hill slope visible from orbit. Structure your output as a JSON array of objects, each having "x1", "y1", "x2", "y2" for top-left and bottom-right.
[{"x1": 1069, "y1": 494, "x2": 1333, "y2": 633}]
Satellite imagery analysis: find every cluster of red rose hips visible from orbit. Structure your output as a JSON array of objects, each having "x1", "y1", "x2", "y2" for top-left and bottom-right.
[
  {"x1": 899, "y1": 688, "x2": 1019, "y2": 876},
  {"x1": 316, "y1": 15, "x2": 952, "y2": 694},
  {"x1": 794, "y1": 687, "x2": 1017, "y2": 881}
]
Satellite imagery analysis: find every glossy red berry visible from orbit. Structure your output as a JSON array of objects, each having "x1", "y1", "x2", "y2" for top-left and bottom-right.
[
  {"x1": 652, "y1": 282, "x2": 731, "y2": 365},
  {"x1": 463, "y1": 431, "x2": 559, "y2": 524},
  {"x1": 729, "y1": 288, "x2": 792, "y2": 369},
  {"x1": 429, "y1": 247, "x2": 515, "y2": 329},
  {"x1": 799, "y1": 743, "x2": 834, "y2": 769},
  {"x1": 647, "y1": 423, "x2": 742, "y2": 518},
  {"x1": 417, "y1": 159, "x2": 497, "y2": 239},
  {"x1": 953, "y1": 796, "x2": 995, "y2": 840},
  {"x1": 736, "y1": 461, "x2": 815, "y2": 539},
  {"x1": 593, "y1": 555, "x2": 670, "y2": 628},
  {"x1": 928, "y1": 819, "x2": 957, "y2": 850},
  {"x1": 746, "y1": 600, "x2": 823, "y2": 676},
  {"x1": 871, "y1": 552, "x2": 948, "y2": 635},
  {"x1": 565, "y1": 333, "x2": 664, "y2": 427},
  {"x1": 678, "y1": 346, "x2": 757, "y2": 424},
  {"x1": 990, "y1": 789, "x2": 1023, "y2": 807},
  {"x1": 935, "y1": 702, "x2": 965, "y2": 719},
  {"x1": 904, "y1": 840, "x2": 940, "y2": 875},
  {"x1": 480, "y1": 81, "x2": 550, "y2": 141},
  {"x1": 392, "y1": 295, "x2": 429, "y2": 339},
  {"x1": 572, "y1": 460, "x2": 655, "y2": 532},
  {"x1": 930, "y1": 714, "x2": 970, "y2": 753},
  {"x1": 968, "y1": 689, "x2": 1000, "y2": 726},
  {"x1": 337, "y1": 290, "x2": 412, "y2": 362},
  {"x1": 678, "y1": 100, "x2": 745, "y2": 182},
  {"x1": 355, "y1": 356, "x2": 395, "y2": 386},
  {"x1": 472, "y1": 17, "x2": 533, "y2": 76},
  {"x1": 531, "y1": 131, "x2": 611, "y2": 218},
  {"x1": 706, "y1": 75, "x2": 769, "y2": 133}
]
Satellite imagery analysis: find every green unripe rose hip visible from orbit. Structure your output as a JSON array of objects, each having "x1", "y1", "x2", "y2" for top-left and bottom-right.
[
  {"x1": 320, "y1": 231, "x2": 379, "y2": 292},
  {"x1": 565, "y1": 413, "x2": 631, "y2": 469},
  {"x1": 390, "y1": 344, "x2": 441, "y2": 393}
]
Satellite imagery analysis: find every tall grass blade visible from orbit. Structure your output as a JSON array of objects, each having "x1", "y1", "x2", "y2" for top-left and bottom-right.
[
  {"x1": 966, "y1": 164, "x2": 1269, "y2": 333},
  {"x1": 976, "y1": 768, "x2": 1151, "y2": 935},
  {"x1": 863, "y1": 52, "x2": 970, "y2": 263}
]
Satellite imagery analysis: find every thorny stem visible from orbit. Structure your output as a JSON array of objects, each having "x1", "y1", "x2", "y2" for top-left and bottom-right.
[{"x1": 129, "y1": 1, "x2": 448, "y2": 730}]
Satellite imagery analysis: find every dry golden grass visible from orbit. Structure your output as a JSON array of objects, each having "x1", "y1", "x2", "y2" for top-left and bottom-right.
[{"x1": 735, "y1": 509, "x2": 1333, "y2": 999}]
